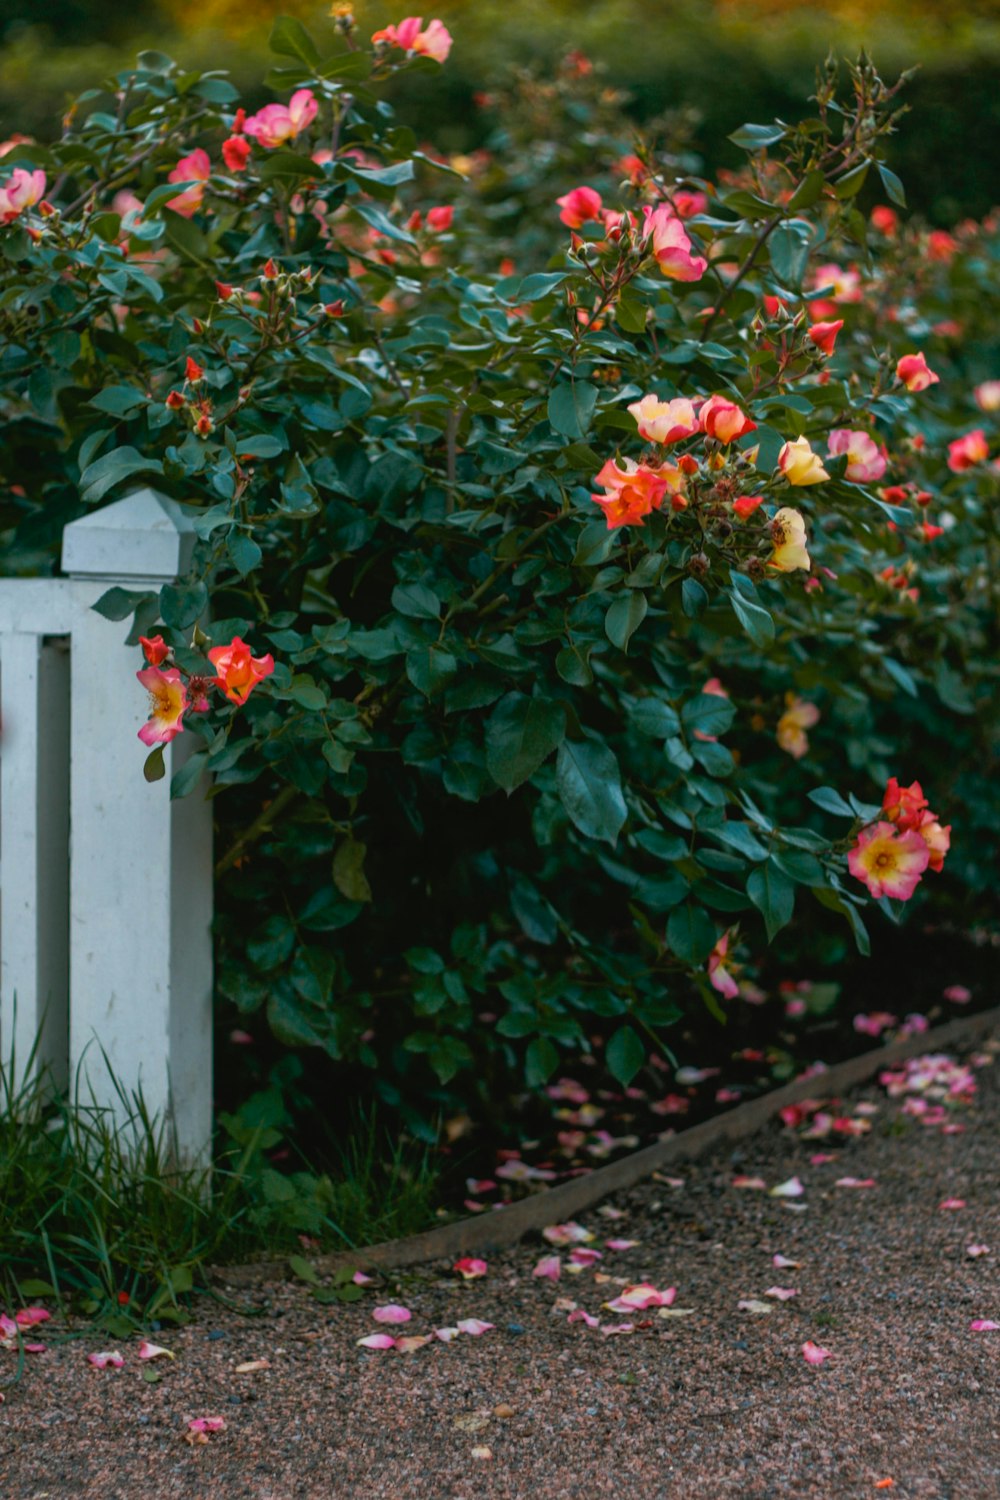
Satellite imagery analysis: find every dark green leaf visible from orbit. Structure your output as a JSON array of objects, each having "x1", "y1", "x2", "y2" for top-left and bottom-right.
[
  {"x1": 605, "y1": 1025, "x2": 646, "y2": 1086},
  {"x1": 485, "y1": 693, "x2": 566, "y2": 792},
  {"x1": 556, "y1": 737, "x2": 627, "y2": 846}
]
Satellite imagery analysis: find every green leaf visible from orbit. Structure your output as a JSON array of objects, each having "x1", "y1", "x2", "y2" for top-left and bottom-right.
[
  {"x1": 288, "y1": 1253, "x2": 321, "y2": 1285},
  {"x1": 547, "y1": 381, "x2": 599, "y2": 441},
  {"x1": 728, "y1": 122, "x2": 787, "y2": 150},
  {"x1": 787, "y1": 170, "x2": 826, "y2": 211},
  {"x1": 333, "y1": 838, "x2": 372, "y2": 903},
  {"x1": 728, "y1": 587, "x2": 775, "y2": 649},
  {"x1": 80, "y1": 446, "x2": 163, "y2": 503},
  {"x1": 556, "y1": 738, "x2": 627, "y2": 846},
  {"x1": 768, "y1": 220, "x2": 812, "y2": 289},
  {"x1": 236, "y1": 434, "x2": 285, "y2": 459},
  {"x1": 515, "y1": 271, "x2": 568, "y2": 301},
  {"x1": 681, "y1": 577, "x2": 708, "y2": 618},
  {"x1": 525, "y1": 1036, "x2": 559, "y2": 1087},
  {"x1": 143, "y1": 746, "x2": 166, "y2": 783},
  {"x1": 270, "y1": 14, "x2": 320, "y2": 65},
  {"x1": 392, "y1": 582, "x2": 441, "y2": 619},
  {"x1": 92, "y1": 586, "x2": 153, "y2": 621},
  {"x1": 88, "y1": 384, "x2": 148, "y2": 417},
  {"x1": 665, "y1": 904, "x2": 717, "y2": 965},
  {"x1": 485, "y1": 693, "x2": 566, "y2": 792},
  {"x1": 228, "y1": 532, "x2": 262, "y2": 578},
  {"x1": 808, "y1": 786, "x2": 855, "y2": 817},
  {"x1": 711, "y1": 822, "x2": 769, "y2": 862},
  {"x1": 160, "y1": 580, "x2": 208, "y2": 630},
  {"x1": 882, "y1": 656, "x2": 918, "y2": 698},
  {"x1": 746, "y1": 862, "x2": 795, "y2": 940},
  {"x1": 605, "y1": 1025, "x2": 646, "y2": 1087},
  {"x1": 605, "y1": 591, "x2": 648, "y2": 652},
  {"x1": 170, "y1": 751, "x2": 208, "y2": 801},
  {"x1": 876, "y1": 162, "x2": 907, "y2": 208},
  {"x1": 681, "y1": 692, "x2": 736, "y2": 738}
]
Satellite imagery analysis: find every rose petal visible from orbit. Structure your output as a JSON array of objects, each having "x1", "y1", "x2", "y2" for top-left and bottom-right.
[
  {"x1": 434, "y1": 1326, "x2": 461, "y2": 1342},
  {"x1": 542, "y1": 1222, "x2": 594, "y2": 1246},
  {"x1": 87, "y1": 1351, "x2": 125, "y2": 1369},
  {"x1": 605, "y1": 1239, "x2": 640, "y2": 1251},
  {"x1": 567, "y1": 1309, "x2": 600, "y2": 1327},
  {"x1": 738, "y1": 1299, "x2": 773, "y2": 1315},
  {"x1": 835, "y1": 1177, "x2": 877, "y2": 1188},
  {"x1": 394, "y1": 1335, "x2": 433, "y2": 1354},
  {"x1": 970, "y1": 1319, "x2": 1000, "y2": 1332},
  {"x1": 772, "y1": 1254, "x2": 800, "y2": 1269},
  {"x1": 802, "y1": 1340, "x2": 831, "y2": 1364},
  {"x1": 732, "y1": 1175, "x2": 767, "y2": 1189},
  {"x1": 532, "y1": 1254, "x2": 562, "y2": 1281},
  {"x1": 372, "y1": 1304, "x2": 412, "y2": 1324},
  {"x1": 967, "y1": 1245, "x2": 991, "y2": 1258},
  {"x1": 235, "y1": 1359, "x2": 270, "y2": 1373},
  {"x1": 453, "y1": 1258, "x2": 488, "y2": 1279},
  {"x1": 764, "y1": 1287, "x2": 798, "y2": 1301},
  {"x1": 357, "y1": 1333, "x2": 396, "y2": 1349},
  {"x1": 770, "y1": 1176, "x2": 805, "y2": 1198},
  {"x1": 940, "y1": 1198, "x2": 966, "y2": 1211},
  {"x1": 456, "y1": 1318, "x2": 494, "y2": 1336},
  {"x1": 137, "y1": 1340, "x2": 174, "y2": 1361}
]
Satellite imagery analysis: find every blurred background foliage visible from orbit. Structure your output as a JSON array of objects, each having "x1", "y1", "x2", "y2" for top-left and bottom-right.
[{"x1": 5, "y1": 0, "x2": 1000, "y2": 223}]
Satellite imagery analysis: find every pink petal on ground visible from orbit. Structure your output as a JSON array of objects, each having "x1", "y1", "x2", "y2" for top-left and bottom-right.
[
  {"x1": 394, "y1": 1335, "x2": 433, "y2": 1354},
  {"x1": 457, "y1": 1319, "x2": 494, "y2": 1336},
  {"x1": 567, "y1": 1309, "x2": 600, "y2": 1327},
  {"x1": 606, "y1": 1283, "x2": 676, "y2": 1312},
  {"x1": 598, "y1": 1206, "x2": 627, "y2": 1220},
  {"x1": 732, "y1": 1176, "x2": 767, "y2": 1189},
  {"x1": 23, "y1": 1343, "x2": 46, "y2": 1354},
  {"x1": 569, "y1": 1247, "x2": 602, "y2": 1266},
  {"x1": 605, "y1": 1239, "x2": 640, "y2": 1251},
  {"x1": 14, "y1": 1307, "x2": 50, "y2": 1329},
  {"x1": 772, "y1": 1254, "x2": 800, "y2": 1269},
  {"x1": 453, "y1": 1258, "x2": 488, "y2": 1279},
  {"x1": 188, "y1": 1417, "x2": 226, "y2": 1434},
  {"x1": 809, "y1": 1153, "x2": 837, "y2": 1165},
  {"x1": 352, "y1": 1271, "x2": 374, "y2": 1285},
  {"x1": 802, "y1": 1340, "x2": 831, "y2": 1364},
  {"x1": 970, "y1": 1319, "x2": 1000, "y2": 1332},
  {"x1": 542, "y1": 1222, "x2": 594, "y2": 1246},
  {"x1": 940, "y1": 1198, "x2": 966, "y2": 1211},
  {"x1": 372, "y1": 1304, "x2": 412, "y2": 1324},
  {"x1": 357, "y1": 1333, "x2": 397, "y2": 1349},
  {"x1": 137, "y1": 1340, "x2": 175, "y2": 1361},
  {"x1": 967, "y1": 1245, "x2": 991, "y2": 1258},
  {"x1": 87, "y1": 1351, "x2": 125, "y2": 1369},
  {"x1": 835, "y1": 1177, "x2": 877, "y2": 1188},
  {"x1": 533, "y1": 1255, "x2": 562, "y2": 1281},
  {"x1": 600, "y1": 1322, "x2": 635, "y2": 1336},
  {"x1": 770, "y1": 1177, "x2": 805, "y2": 1198},
  {"x1": 434, "y1": 1327, "x2": 461, "y2": 1342},
  {"x1": 765, "y1": 1287, "x2": 798, "y2": 1301}
]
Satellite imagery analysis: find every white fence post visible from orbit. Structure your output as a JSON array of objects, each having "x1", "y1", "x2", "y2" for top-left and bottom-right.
[{"x1": 57, "y1": 488, "x2": 214, "y2": 1164}]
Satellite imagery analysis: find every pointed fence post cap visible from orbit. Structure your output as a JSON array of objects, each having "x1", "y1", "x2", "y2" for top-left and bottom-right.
[{"x1": 61, "y1": 488, "x2": 197, "y2": 581}]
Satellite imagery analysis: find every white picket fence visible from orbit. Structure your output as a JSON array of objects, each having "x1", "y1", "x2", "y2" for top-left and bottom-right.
[{"x1": 0, "y1": 489, "x2": 213, "y2": 1162}]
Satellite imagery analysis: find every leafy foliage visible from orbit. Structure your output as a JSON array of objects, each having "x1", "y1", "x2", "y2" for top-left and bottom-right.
[{"x1": 1, "y1": 23, "x2": 997, "y2": 1129}]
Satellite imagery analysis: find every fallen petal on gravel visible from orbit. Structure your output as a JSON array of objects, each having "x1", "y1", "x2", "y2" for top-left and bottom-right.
[
  {"x1": 770, "y1": 1176, "x2": 805, "y2": 1198},
  {"x1": 533, "y1": 1255, "x2": 562, "y2": 1281},
  {"x1": 357, "y1": 1333, "x2": 396, "y2": 1349},
  {"x1": 87, "y1": 1351, "x2": 124, "y2": 1369},
  {"x1": 967, "y1": 1244, "x2": 991, "y2": 1257},
  {"x1": 765, "y1": 1287, "x2": 798, "y2": 1300},
  {"x1": 939, "y1": 1198, "x2": 966, "y2": 1210},
  {"x1": 456, "y1": 1319, "x2": 494, "y2": 1336},
  {"x1": 137, "y1": 1341, "x2": 174, "y2": 1361},
  {"x1": 372, "y1": 1304, "x2": 412, "y2": 1324},
  {"x1": 802, "y1": 1341, "x2": 831, "y2": 1364},
  {"x1": 453, "y1": 1258, "x2": 488, "y2": 1279},
  {"x1": 970, "y1": 1319, "x2": 1000, "y2": 1331},
  {"x1": 772, "y1": 1254, "x2": 800, "y2": 1269}
]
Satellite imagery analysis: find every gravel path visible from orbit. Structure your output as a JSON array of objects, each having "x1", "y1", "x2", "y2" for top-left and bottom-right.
[{"x1": 5, "y1": 1034, "x2": 1000, "y2": 1500}]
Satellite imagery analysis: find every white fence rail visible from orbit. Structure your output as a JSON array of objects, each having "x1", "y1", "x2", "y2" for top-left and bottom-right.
[{"x1": 0, "y1": 490, "x2": 213, "y2": 1162}]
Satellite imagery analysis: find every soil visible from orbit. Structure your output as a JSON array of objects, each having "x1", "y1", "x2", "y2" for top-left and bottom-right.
[{"x1": 4, "y1": 1029, "x2": 1000, "y2": 1500}]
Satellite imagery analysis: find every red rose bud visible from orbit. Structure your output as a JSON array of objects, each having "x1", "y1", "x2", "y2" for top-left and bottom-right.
[
  {"x1": 165, "y1": 390, "x2": 186, "y2": 410},
  {"x1": 222, "y1": 135, "x2": 251, "y2": 172},
  {"x1": 215, "y1": 281, "x2": 233, "y2": 301},
  {"x1": 195, "y1": 414, "x2": 214, "y2": 437},
  {"x1": 232, "y1": 107, "x2": 246, "y2": 134},
  {"x1": 139, "y1": 634, "x2": 169, "y2": 666},
  {"x1": 324, "y1": 300, "x2": 346, "y2": 317},
  {"x1": 406, "y1": 210, "x2": 423, "y2": 232},
  {"x1": 262, "y1": 258, "x2": 278, "y2": 280},
  {"x1": 185, "y1": 356, "x2": 204, "y2": 383}
]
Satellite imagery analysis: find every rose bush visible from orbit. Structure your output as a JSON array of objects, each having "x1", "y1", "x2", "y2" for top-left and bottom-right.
[{"x1": 1, "y1": 17, "x2": 996, "y2": 1131}]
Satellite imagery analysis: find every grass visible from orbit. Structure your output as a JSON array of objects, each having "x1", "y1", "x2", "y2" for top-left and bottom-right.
[{"x1": 0, "y1": 1035, "x2": 442, "y2": 1329}]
